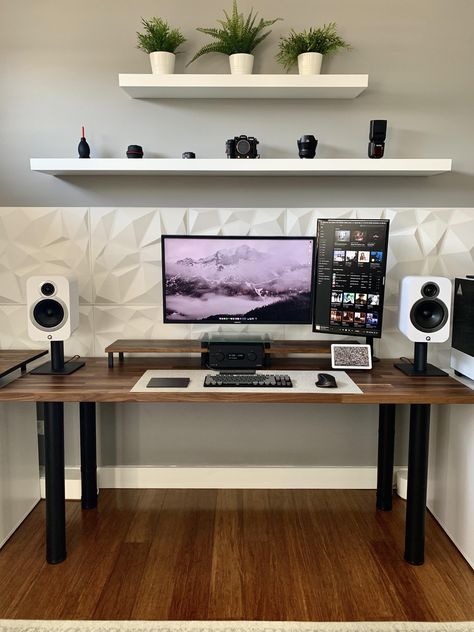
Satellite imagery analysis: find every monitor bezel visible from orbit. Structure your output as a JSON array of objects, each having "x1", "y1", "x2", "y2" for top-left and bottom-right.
[
  {"x1": 161, "y1": 234, "x2": 316, "y2": 325},
  {"x1": 312, "y1": 218, "x2": 390, "y2": 340}
]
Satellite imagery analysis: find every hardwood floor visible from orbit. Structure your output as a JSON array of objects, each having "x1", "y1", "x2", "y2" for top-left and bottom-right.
[{"x1": 0, "y1": 490, "x2": 472, "y2": 621}]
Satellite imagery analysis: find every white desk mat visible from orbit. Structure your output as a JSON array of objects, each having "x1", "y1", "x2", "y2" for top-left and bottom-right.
[{"x1": 131, "y1": 369, "x2": 363, "y2": 394}]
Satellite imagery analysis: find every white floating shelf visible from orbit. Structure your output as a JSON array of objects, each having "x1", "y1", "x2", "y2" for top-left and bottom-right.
[
  {"x1": 30, "y1": 158, "x2": 452, "y2": 177},
  {"x1": 118, "y1": 73, "x2": 369, "y2": 99}
]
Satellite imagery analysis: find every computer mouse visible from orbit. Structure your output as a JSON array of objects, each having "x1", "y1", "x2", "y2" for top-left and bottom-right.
[{"x1": 315, "y1": 373, "x2": 338, "y2": 388}]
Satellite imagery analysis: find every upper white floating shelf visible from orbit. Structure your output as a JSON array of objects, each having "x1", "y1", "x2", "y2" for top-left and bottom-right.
[
  {"x1": 30, "y1": 158, "x2": 452, "y2": 177},
  {"x1": 118, "y1": 73, "x2": 369, "y2": 99}
]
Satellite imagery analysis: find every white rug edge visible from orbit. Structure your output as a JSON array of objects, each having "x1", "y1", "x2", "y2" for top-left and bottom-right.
[{"x1": 0, "y1": 620, "x2": 472, "y2": 631}]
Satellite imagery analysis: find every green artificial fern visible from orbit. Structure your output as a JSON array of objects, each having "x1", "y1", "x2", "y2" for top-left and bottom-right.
[
  {"x1": 137, "y1": 17, "x2": 186, "y2": 54},
  {"x1": 187, "y1": 0, "x2": 281, "y2": 66},
  {"x1": 276, "y1": 23, "x2": 350, "y2": 71}
]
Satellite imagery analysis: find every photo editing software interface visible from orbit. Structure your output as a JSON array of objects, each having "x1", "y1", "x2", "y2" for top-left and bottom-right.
[
  {"x1": 313, "y1": 219, "x2": 390, "y2": 338},
  {"x1": 161, "y1": 236, "x2": 315, "y2": 325}
]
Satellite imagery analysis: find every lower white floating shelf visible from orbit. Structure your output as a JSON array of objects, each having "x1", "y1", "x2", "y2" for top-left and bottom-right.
[{"x1": 30, "y1": 158, "x2": 452, "y2": 177}]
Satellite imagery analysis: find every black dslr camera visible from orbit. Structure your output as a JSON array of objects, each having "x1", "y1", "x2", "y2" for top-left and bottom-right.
[{"x1": 226, "y1": 135, "x2": 259, "y2": 159}]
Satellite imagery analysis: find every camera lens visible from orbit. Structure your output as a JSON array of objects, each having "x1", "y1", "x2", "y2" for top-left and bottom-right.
[
  {"x1": 421, "y1": 282, "x2": 439, "y2": 298},
  {"x1": 40, "y1": 282, "x2": 56, "y2": 296},
  {"x1": 236, "y1": 138, "x2": 251, "y2": 155}
]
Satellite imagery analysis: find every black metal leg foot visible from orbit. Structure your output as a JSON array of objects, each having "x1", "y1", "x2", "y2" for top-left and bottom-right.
[
  {"x1": 376, "y1": 404, "x2": 396, "y2": 511},
  {"x1": 80, "y1": 402, "x2": 97, "y2": 510},
  {"x1": 404, "y1": 403, "x2": 431, "y2": 565},
  {"x1": 44, "y1": 402, "x2": 66, "y2": 564}
]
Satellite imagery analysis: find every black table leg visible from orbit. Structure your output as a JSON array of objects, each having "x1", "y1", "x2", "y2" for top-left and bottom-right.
[
  {"x1": 44, "y1": 402, "x2": 66, "y2": 564},
  {"x1": 80, "y1": 402, "x2": 97, "y2": 510},
  {"x1": 405, "y1": 403, "x2": 431, "y2": 565},
  {"x1": 376, "y1": 404, "x2": 396, "y2": 511}
]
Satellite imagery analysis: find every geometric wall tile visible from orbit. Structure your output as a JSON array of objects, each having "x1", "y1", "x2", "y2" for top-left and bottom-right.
[
  {"x1": 1, "y1": 207, "x2": 473, "y2": 360},
  {"x1": 188, "y1": 208, "x2": 285, "y2": 235},
  {"x1": 90, "y1": 208, "x2": 170, "y2": 305},
  {"x1": 0, "y1": 207, "x2": 91, "y2": 303}
]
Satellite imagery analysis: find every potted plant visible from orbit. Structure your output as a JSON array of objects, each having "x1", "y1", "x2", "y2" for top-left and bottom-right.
[
  {"x1": 187, "y1": 0, "x2": 281, "y2": 74},
  {"x1": 276, "y1": 23, "x2": 350, "y2": 75},
  {"x1": 137, "y1": 17, "x2": 186, "y2": 74}
]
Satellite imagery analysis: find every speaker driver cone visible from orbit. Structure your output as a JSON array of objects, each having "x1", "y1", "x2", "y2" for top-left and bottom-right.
[
  {"x1": 410, "y1": 299, "x2": 448, "y2": 333},
  {"x1": 33, "y1": 299, "x2": 65, "y2": 330}
]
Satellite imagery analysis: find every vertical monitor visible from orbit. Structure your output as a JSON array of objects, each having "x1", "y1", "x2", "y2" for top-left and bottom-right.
[
  {"x1": 162, "y1": 235, "x2": 315, "y2": 324},
  {"x1": 313, "y1": 219, "x2": 390, "y2": 338}
]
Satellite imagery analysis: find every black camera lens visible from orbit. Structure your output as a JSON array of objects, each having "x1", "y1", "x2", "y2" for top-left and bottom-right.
[
  {"x1": 297, "y1": 135, "x2": 318, "y2": 159},
  {"x1": 40, "y1": 282, "x2": 56, "y2": 296},
  {"x1": 421, "y1": 282, "x2": 439, "y2": 298},
  {"x1": 236, "y1": 138, "x2": 251, "y2": 155}
]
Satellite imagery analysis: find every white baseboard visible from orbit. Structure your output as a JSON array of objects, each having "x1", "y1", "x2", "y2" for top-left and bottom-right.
[{"x1": 41, "y1": 465, "x2": 403, "y2": 498}]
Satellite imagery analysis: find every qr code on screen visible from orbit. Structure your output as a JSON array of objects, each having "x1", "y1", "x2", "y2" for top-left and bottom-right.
[{"x1": 333, "y1": 345, "x2": 370, "y2": 367}]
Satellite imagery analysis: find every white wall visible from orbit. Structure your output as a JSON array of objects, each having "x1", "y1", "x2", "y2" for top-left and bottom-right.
[{"x1": 1, "y1": 0, "x2": 474, "y2": 207}]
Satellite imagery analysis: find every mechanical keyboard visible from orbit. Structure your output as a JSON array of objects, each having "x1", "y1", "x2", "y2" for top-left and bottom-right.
[{"x1": 204, "y1": 373, "x2": 293, "y2": 388}]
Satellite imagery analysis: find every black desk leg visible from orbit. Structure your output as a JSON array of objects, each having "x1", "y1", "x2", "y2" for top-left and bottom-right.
[
  {"x1": 376, "y1": 404, "x2": 396, "y2": 511},
  {"x1": 80, "y1": 402, "x2": 97, "y2": 510},
  {"x1": 44, "y1": 402, "x2": 66, "y2": 564},
  {"x1": 405, "y1": 403, "x2": 431, "y2": 565}
]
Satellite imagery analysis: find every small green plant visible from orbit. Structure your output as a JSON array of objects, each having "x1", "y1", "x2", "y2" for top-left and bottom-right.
[
  {"x1": 187, "y1": 0, "x2": 281, "y2": 66},
  {"x1": 276, "y1": 23, "x2": 350, "y2": 71},
  {"x1": 137, "y1": 17, "x2": 186, "y2": 54}
]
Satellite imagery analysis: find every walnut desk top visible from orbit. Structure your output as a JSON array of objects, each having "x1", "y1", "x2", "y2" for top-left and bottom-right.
[{"x1": 0, "y1": 356, "x2": 473, "y2": 405}]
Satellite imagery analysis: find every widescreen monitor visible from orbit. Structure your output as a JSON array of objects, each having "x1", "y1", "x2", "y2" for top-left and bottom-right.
[
  {"x1": 312, "y1": 219, "x2": 390, "y2": 338},
  {"x1": 162, "y1": 235, "x2": 315, "y2": 324}
]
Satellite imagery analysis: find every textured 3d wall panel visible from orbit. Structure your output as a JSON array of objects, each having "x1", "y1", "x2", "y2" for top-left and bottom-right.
[{"x1": 0, "y1": 207, "x2": 472, "y2": 359}]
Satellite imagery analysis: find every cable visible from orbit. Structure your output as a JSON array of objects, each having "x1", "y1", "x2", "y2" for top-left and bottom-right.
[{"x1": 65, "y1": 355, "x2": 80, "y2": 364}]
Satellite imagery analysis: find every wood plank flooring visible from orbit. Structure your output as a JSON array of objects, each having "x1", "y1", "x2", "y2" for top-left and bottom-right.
[{"x1": 0, "y1": 490, "x2": 472, "y2": 621}]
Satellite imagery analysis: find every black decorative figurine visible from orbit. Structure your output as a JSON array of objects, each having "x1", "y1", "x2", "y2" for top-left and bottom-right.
[{"x1": 78, "y1": 126, "x2": 90, "y2": 158}]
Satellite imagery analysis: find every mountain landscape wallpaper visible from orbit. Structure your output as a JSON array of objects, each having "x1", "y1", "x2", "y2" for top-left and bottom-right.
[{"x1": 162, "y1": 238, "x2": 314, "y2": 323}]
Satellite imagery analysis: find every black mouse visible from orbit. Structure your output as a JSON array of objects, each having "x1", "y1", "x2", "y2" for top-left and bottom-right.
[{"x1": 315, "y1": 373, "x2": 337, "y2": 388}]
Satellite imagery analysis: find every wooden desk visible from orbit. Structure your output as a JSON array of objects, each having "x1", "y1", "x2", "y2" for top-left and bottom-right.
[{"x1": 1, "y1": 356, "x2": 473, "y2": 566}]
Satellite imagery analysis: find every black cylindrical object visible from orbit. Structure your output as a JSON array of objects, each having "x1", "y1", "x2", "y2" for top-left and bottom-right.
[
  {"x1": 50, "y1": 340, "x2": 65, "y2": 372},
  {"x1": 413, "y1": 342, "x2": 428, "y2": 373},
  {"x1": 405, "y1": 403, "x2": 431, "y2": 565},
  {"x1": 44, "y1": 402, "x2": 66, "y2": 564},
  {"x1": 376, "y1": 404, "x2": 396, "y2": 511},
  {"x1": 126, "y1": 144, "x2": 143, "y2": 158},
  {"x1": 297, "y1": 135, "x2": 318, "y2": 159},
  {"x1": 80, "y1": 402, "x2": 98, "y2": 510}
]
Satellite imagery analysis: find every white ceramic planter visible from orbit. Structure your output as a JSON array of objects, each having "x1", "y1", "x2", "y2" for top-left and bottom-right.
[
  {"x1": 229, "y1": 53, "x2": 254, "y2": 75},
  {"x1": 149, "y1": 51, "x2": 176, "y2": 74},
  {"x1": 297, "y1": 52, "x2": 323, "y2": 75}
]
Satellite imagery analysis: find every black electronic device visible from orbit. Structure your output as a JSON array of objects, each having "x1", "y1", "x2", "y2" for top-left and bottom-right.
[
  {"x1": 312, "y1": 219, "x2": 390, "y2": 342},
  {"x1": 226, "y1": 135, "x2": 259, "y2": 159},
  {"x1": 207, "y1": 341, "x2": 265, "y2": 370},
  {"x1": 162, "y1": 235, "x2": 315, "y2": 325},
  {"x1": 315, "y1": 373, "x2": 337, "y2": 388},
  {"x1": 146, "y1": 377, "x2": 190, "y2": 388},
  {"x1": 297, "y1": 135, "x2": 318, "y2": 159},
  {"x1": 126, "y1": 144, "x2": 143, "y2": 158},
  {"x1": 450, "y1": 277, "x2": 474, "y2": 380},
  {"x1": 204, "y1": 373, "x2": 293, "y2": 388},
  {"x1": 368, "y1": 120, "x2": 387, "y2": 159},
  {"x1": 182, "y1": 151, "x2": 196, "y2": 159}
]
